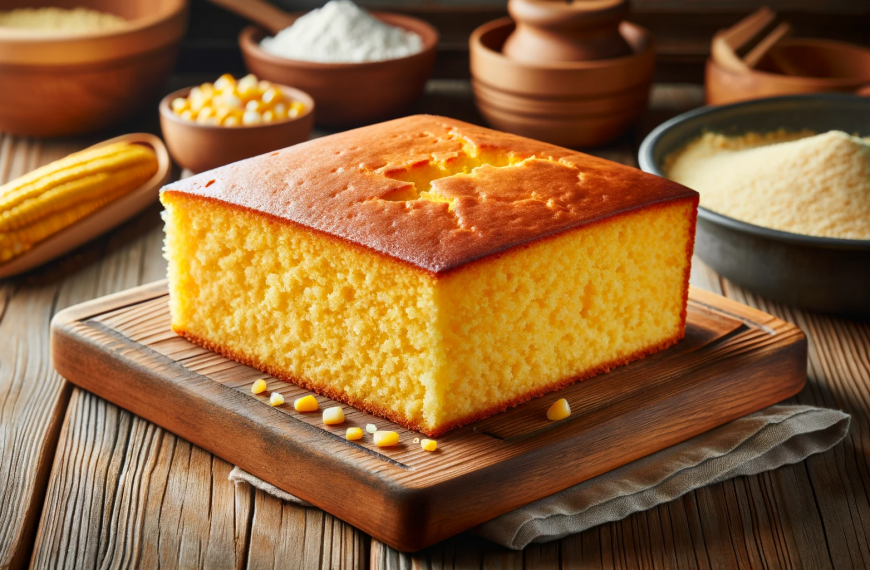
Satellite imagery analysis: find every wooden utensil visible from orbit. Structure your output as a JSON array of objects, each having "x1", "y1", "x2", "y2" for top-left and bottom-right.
[
  {"x1": 711, "y1": 7, "x2": 792, "y2": 74},
  {"x1": 0, "y1": 134, "x2": 171, "y2": 280},
  {"x1": 52, "y1": 282, "x2": 806, "y2": 552},
  {"x1": 208, "y1": 0, "x2": 296, "y2": 35}
]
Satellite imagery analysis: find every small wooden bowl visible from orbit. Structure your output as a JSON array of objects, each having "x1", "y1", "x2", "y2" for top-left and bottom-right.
[
  {"x1": 0, "y1": 133, "x2": 171, "y2": 280},
  {"x1": 470, "y1": 17, "x2": 654, "y2": 148},
  {"x1": 0, "y1": 0, "x2": 187, "y2": 138},
  {"x1": 159, "y1": 85, "x2": 314, "y2": 174},
  {"x1": 238, "y1": 13, "x2": 438, "y2": 126},
  {"x1": 706, "y1": 38, "x2": 870, "y2": 105}
]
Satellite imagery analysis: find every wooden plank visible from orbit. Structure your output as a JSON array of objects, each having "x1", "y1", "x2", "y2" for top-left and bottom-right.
[{"x1": 50, "y1": 282, "x2": 805, "y2": 552}]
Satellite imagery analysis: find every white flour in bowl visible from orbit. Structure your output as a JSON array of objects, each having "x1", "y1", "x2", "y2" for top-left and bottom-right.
[{"x1": 260, "y1": 0, "x2": 424, "y2": 63}]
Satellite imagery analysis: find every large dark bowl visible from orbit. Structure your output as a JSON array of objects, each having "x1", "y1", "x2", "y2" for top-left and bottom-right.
[{"x1": 638, "y1": 94, "x2": 870, "y2": 316}]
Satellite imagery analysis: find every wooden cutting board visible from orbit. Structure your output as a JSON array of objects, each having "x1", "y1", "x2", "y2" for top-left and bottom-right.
[{"x1": 51, "y1": 281, "x2": 806, "y2": 552}]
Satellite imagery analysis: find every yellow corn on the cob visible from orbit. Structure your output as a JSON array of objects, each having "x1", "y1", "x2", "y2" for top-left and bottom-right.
[{"x1": 0, "y1": 142, "x2": 158, "y2": 264}]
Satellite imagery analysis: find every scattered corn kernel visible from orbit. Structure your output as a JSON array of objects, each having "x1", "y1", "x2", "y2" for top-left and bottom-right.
[
  {"x1": 421, "y1": 439, "x2": 437, "y2": 452},
  {"x1": 366, "y1": 424, "x2": 377, "y2": 434},
  {"x1": 374, "y1": 431, "x2": 399, "y2": 447},
  {"x1": 294, "y1": 395, "x2": 319, "y2": 412},
  {"x1": 269, "y1": 392, "x2": 285, "y2": 406},
  {"x1": 546, "y1": 398, "x2": 571, "y2": 421},
  {"x1": 412, "y1": 437, "x2": 420, "y2": 443},
  {"x1": 346, "y1": 427, "x2": 364, "y2": 441},
  {"x1": 251, "y1": 379, "x2": 267, "y2": 394},
  {"x1": 323, "y1": 406, "x2": 345, "y2": 425},
  {"x1": 171, "y1": 73, "x2": 304, "y2": 127}
]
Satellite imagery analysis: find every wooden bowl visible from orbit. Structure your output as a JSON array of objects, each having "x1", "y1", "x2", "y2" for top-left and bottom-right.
[
  {"x1": 0, "y1": 0, "x2": 187, "y2": 138},
  {"x1": 238, "y1": 13, "x2": 438, "y2": 127},
  {"x1": 159, "y1": 85, "x2": 314, "y2": 174},
  {"x1": 706, "y1": 38, "x2": 870, "y2": 105},
  {"x1": 0, "y1": 133, "x2": 171, "y2": 279},
  {"x1": 470, "y1": 17, "x2": 654, "y2": 148}
]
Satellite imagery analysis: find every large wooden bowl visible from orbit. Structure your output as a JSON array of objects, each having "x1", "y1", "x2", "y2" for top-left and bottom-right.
[
  {"x1": 706, "y1": 38, "x2": 870, "y2": 105},
  {"x1": 0, "y1": 0, "x2": 187, "y2": 138},
  {"x1": 239, "y1": 13, "x2": 438, "y2": 127},
  {"x1": 470, "y1": 17, "x2": 654, "y2": 148},
  {"x1": 159, "y1": 84, "x2": 314, "y2": 174}
]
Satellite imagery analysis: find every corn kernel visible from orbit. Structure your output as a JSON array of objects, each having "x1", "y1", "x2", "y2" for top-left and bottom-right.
[
  {"x1": 179, "y1": 109, "x2": 195, "y2": 121},
  {"x1": 294, "y1": 395, "x2": 318, "y2": 412},
  {"x1": 258, "y1": 79, "x2": 273, "y2": 91},
  {"x1": 261, "y1": 87, "x2": 282, "y2": 105},
  {"x1": 346, "y1": 427, "x2": 364, "y2": 441},
  {"x1": 374, "y1": 431, "x2": 399, "y2": 447},
  {"x1": 222, "y1": 115, "x2": 239, "y2": 127},
  {"x1": 214, "y1": 73, "x2": 235, "y2": 91},
  {"x1": 269, "y1": 392, "x2": 285, "y2": 406},
  {"x1": 242, "y1": 111, "x2": 262, "y2": 126},
  {"x1": 413, "y1": 437, "x2": 419, "y2": 443},
  {"x1": 365, "y1": 424, "x2": 377, "y2": 434},
  {"x1": 171, "y1": 97, "x2": 189, "y2": 113},
  {"x1": 245, "y1": 99, "x2": 265, "y2": 113},
  {"x1": 273, "y1": 102, "x2": 287, "y2": 119},
  {"x1": 251, "y1": 379, "x2": 267, "y2": 394},
  {"x1": 237, "y1": 74, "x2": 259, "y2": 97},
  {"x1": 546, "y1": 398, "x2": 571, "y2": 421},
  {"x1": 421, "y1": 439, "x2": 437, "y2": 452},
  {"x1": 262, "y1": 110, "x2": 275, "y2": 123},
  {"x1": 323, "y1": 406, "x2": 345, "y2": 425}
]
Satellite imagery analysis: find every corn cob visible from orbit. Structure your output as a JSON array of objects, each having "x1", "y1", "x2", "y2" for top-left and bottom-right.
[{"x1": 0, "y1": 142, "x2": 158, "y2": 264}]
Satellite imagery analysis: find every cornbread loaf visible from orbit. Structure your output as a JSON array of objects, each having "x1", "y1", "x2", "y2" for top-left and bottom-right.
[{"x1": 161, "y1": 115, "x2": 698, "y2": 436}]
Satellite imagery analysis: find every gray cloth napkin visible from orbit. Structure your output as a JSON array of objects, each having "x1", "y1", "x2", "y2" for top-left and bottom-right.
[{"x1": 229, "y1": 405, "x2": 849, "y2": 550}]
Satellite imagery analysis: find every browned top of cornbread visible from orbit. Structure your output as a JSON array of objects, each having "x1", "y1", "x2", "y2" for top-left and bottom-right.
[{"x1": 162, "y1": 115, "x2": 697, "y2": 273}]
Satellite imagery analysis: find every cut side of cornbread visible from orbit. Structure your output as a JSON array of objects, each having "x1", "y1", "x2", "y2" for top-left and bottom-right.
[{"x1": 161, "y1": 115, "x2": 698, "y2": 436}]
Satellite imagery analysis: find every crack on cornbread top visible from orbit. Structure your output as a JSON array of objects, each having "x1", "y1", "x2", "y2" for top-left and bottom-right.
[{"x1": 162, "y1": 115, "x2": 697, "y2": 274}]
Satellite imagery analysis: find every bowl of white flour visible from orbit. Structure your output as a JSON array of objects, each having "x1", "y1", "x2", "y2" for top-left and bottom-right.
[{"x1": 240, "y1": 0, "x2": 438, "y2": 125}]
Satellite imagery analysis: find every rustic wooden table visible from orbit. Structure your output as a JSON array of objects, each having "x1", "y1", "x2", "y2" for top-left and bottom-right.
[{"x1": 1, "y1": 83, "x2": 868, "y2": 569}]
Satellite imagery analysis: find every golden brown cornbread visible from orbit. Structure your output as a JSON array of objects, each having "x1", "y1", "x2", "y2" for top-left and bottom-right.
[{"x1": 161, "y1": 115, "x2": 698, "y2": 436}]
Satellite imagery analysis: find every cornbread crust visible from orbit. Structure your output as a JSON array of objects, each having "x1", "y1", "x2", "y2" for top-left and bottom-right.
[
  {"x1": 162, "y1": 115, "x2": 696, "y2": 274},
  {"x1": 176, "y1": 325, "x2": 682, "y2": 437}
]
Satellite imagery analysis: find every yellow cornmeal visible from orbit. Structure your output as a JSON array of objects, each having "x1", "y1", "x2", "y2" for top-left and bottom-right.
[
  {"x1": 664, "y1": 130, "x2": 870, "y2": 240},
  {"x1": 0, "y1": 8, "x2": 125, "y2": 33}
]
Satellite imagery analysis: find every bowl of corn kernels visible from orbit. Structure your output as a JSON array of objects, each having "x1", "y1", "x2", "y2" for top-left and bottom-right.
[{"x1": 159, "y1": 73, "x2": 314, "y2": 173}]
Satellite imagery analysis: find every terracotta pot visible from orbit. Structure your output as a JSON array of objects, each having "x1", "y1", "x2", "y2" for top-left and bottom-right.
[
  {"x1": 0, "y1": 0, "x2": 187, "y2": 138},
  {"x1": 159, "y1": 85, "x2": 314, "y2": 174},
  {"x1": 470, "y1": 17, "x2": 654, "y2": 148},
  {"x1": 503, "y1": 0, "x2": 631, "y2": 63},
  {"x1": 706, "y1": 38, "x2": 870, "y2": 105},
  {"x1": 239, "y1": 13, "x2": 438, "y2": 127}
]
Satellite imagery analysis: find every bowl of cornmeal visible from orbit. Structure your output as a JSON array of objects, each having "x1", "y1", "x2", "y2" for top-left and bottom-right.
[{"x1": 639, "y1": 94, "x2": 870, "y2": 315}]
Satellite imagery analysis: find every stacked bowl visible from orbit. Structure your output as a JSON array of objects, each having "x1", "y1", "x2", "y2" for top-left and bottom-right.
[{"x1": 470, "y1": 18, "x2": 655, "y2": 148}]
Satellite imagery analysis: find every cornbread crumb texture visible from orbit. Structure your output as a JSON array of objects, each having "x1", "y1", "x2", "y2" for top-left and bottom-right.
[
  {"x1": 162, "y1": 190, "x2": 694, "y2": 435},
  {"x1": 163, "y1": 115, "x2": 695, "y2": 273},
  {"x1": 665, "y1": 130, "x2": 870, "y2": 240}
]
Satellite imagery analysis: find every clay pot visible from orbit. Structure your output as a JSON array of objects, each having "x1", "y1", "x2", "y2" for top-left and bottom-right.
[
  {"x1": 503, "y1": 0, "x2": 631, "y2": 63},
  {"x1": 470, "y1": 17, "x2": 654, "y2": 148},
  {"x1": 0, "y1": 0, "x2": 187, "y2": 138},
  {"x1": 239, "y1": 13, "x2": 438, "y2": 127},
  {"x1": 159, "y1": 85, "x2": 314, "y2": 174},
  {"x1": 706, "y1": 38, "x2": 870, "y2": 105}
]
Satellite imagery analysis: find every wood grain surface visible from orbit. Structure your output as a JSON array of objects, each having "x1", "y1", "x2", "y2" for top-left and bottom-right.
[
  {"x1": 0, "y1": 82, "x2": 866, "y2": 568},
  {"x1": 49, "y1": 278, "x2": 806, "y2": 551}
]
